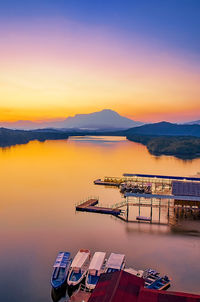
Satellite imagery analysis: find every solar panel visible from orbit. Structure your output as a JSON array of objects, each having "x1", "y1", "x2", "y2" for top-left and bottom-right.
[{"x1": 172, "y1": 181, "x2": 200, "y2": 197}]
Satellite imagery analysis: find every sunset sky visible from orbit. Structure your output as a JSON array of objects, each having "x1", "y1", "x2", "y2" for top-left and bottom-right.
[{"x1": 0, "y1": 0, "x2": 200, "y2": 123}]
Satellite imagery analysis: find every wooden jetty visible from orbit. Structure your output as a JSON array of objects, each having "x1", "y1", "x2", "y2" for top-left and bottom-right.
[
  {"x1": 136, "y1": 216, "x2": 152, "y2": 222},
  {"x1": 94, "y1": 179, "x2": 120, "y2": 187},
  {"x1": 76, "y1": 198, "x2": 121, "y2": 216},
  {"x1": 76, "y1": 198, "x2": 98, "y2": 209}
]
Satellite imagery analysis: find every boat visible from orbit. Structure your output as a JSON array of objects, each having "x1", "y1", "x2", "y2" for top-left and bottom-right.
[
  {"x1": 51, "y1": 252, "x2": 72, "y2": 289},
  {"x1": 85, "y1": 252, "x2": 106, "y2": 291},
  {"x1": 67, "y1": 249, "x2": 91, "y2": 287},
  {"x1": 136, "y1": 216, "x2": 152, "y2": 222},
  {"x1": 124, "y1": 267, "x2": 171, "y2": 290},
  {"x1": 143, "y1": 269, "x2": 171, "y2": 290},
  {"x1": 145, "y1": 275, "x2": 171, "y2": 290},
  {"x1": 105, "y1": 253, "x2": 125, "y2": 273},
  {"x1": 124, "y1": 267, "x2": 144, "y2": 278}
]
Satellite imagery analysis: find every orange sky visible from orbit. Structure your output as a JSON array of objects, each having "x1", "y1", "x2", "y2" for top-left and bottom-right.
[{"x1": 0, "y1": 20, "x2": 200, "y2": 123}]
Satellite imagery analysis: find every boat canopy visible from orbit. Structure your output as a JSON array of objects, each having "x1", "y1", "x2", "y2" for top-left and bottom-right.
[
  {"x1": 53, "y1": 252, "x2": 70, "y2": 268},
  {"x1": 71, "y1": 250, "x2": 90, "y2": 269},
  {"x1": 124, "y1": 268, "x2": 144, "y2": 278},
  {"x1": 106, "y1": 253, "x2": 125, "y2": 270},
  {"x1": 89, "y1": 252, "x2": 106, "y2": 272}
]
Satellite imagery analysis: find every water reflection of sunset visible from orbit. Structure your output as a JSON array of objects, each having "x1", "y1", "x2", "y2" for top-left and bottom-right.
[{"x1": 1, "y1": 137, "x2": 200, "y2": 299}]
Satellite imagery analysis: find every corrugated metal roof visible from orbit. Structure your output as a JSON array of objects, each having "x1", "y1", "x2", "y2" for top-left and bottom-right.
[
  {"x1": 139, "y1": 288, "x2": 200, "y2": 302},
  {"x1": 172, "y1": 181, "x2": 200, "y2": 197},
  {"x1": 88, "y1": 271, "x2": 144, "y2": 302},
  {"x1": 88, "y1": 271, "x2": 200, "y2": 302}
]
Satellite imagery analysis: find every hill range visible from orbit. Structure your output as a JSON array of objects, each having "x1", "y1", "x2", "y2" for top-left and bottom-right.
[{"x1": 1, "y1": 114, "x2": 200, "y2": 159}]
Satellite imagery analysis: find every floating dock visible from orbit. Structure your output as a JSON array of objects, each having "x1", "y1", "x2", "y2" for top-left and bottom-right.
[
  {"x1": 76, "y1": 198, "x2": 121, "y2": 216},
  {"x1": 78, "y1": 173, "x2": 200, "y2": 225},
  {"x1": 76, "y1": 198, "x2": 98, "y2": 208},
  {"x1": 94, "y1": 179, "x2": 120, "y2": 187},
  {"x1": 136, "y1": 216, "x2": 152, "y2": 222}
]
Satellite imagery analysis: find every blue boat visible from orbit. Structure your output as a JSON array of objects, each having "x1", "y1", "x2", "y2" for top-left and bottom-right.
[
  {"x1": 145, "y1": 275, "x2": 171, "y2": 290},
  {"x1": 51, "y1": 252, "x2": 72, "y2": 289},
  {"x1": 143, "y1": 269, "x2": 171, "y2": 290}
]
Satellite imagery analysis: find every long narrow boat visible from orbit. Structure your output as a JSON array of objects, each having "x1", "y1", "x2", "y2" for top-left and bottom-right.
[
  {"x1": 144, "y1": 269, "x2": 170, "y2": 290},
  {"x1": 105, "y1": 253, "x2": 125, "y2": 273},
  {"x1": 51, "y1": 252, "x2": 72, "y2": 289},
  {"x1": 67, "y1": 249, "x2": 90, "y2": 287},
  {"x1": 143, "y1": 269, "x2": 171, "y2": 290},
  {"x1": 136, "y1": 216, "x2": 152, "y2": 222},
  {"x1": 85, "y1": 252, "x2": 106, "y2": 291},
  {"x1": 145, "y1": 276, "x2": 171, "y2": 290},
  {"x1": 124, "y1": 267, "x2": 171, "y2": 290}
]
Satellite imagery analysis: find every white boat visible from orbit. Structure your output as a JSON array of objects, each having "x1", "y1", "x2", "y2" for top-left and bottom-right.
[
  {"x1": 85, "y1": 252, "x2": 106, "y2": 291},
  {"x1": 105, "y1": 253, "x2": 125, "y2": 273},
  {"x1": 67, "y1": 249, "x2": 90, "y2": 287}
]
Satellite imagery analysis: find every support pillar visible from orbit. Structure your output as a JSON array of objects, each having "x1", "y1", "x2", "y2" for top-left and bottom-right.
[
  {"x1": 150, "y1": 198, "x2": 153, "y2": 223},
  {"x1": 159, "y1": 199, "x2": 161, "y2": 223},
  {"x1": 139, "y1": 197, "x2": 141, "y2": 216}
]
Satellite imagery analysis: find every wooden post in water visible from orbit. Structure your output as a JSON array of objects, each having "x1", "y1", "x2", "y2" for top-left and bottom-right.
[
  {"x1": 167, "y1": 199, "x2": 170, "y2": 224},
  {"x1": 139, "y1": 197, "x2": 141, "y2": 216},
  {"x1": 159, "y1": 198, "x2": 161, "y2": 223},
  {"x1": 126, "y1": 197, "x2": 129, "y2": 221},
  {"x1": 150, "y1": 198, "x2": 153, "y2": 223},
  {"x1": 167, "y1": 199, "x2": 170, "y2": 217}
]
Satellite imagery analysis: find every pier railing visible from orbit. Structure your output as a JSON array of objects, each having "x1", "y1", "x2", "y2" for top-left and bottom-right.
[
  {"x1": 104, "y1": 176, "x2": 173, "y2": 185},
  {"x1": 112, "y1": 200, "x2": 127, "y2": 209}
]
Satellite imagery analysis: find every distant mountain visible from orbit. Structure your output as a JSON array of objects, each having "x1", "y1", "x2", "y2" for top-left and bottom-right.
[
  {"x1": 0, "y1": 109, "x2": 142, "y2": 130},
  {"x1": 57, "y1": 109, "x2": 143, "y2": 129},
  {"x1": 0, "y1": 120, "x2": 41, "y2": 129},
  {"x1": 185, "y1": 120, "x2": 200, "y2": 125},
  {"x1": 125, "y1": 121, "x2": 200, "y2": 137}
]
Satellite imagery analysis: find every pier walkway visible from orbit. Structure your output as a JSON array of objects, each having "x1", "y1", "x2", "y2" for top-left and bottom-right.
[
  {"x1": 76, "y1": 199, "x2": 122, "y2": 216},
  {"x1": 94, "y1": 179, "x2": 120, "y2": 187},
  {"x1": 125, "y1": 192, "x2": 200, "y2": 202},
  {"x1": 76, "y1": 198, "x2": 98, "y2": 208}
]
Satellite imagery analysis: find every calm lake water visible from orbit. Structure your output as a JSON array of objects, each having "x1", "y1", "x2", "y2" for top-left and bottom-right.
[{"x1": 0, "y1": 136, "x2": 200, "y2": 301}]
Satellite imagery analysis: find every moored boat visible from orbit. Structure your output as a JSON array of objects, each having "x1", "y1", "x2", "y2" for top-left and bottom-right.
[
  {"x1": 85, "y1": 251, "x2": 106, "y2": 291},
  {"x1": 146, "y1": 276, "x2": 170, "y2": 290},
  {"x1": 67, "y1": 249, "x2": 90, "y2": 287},
  {"x1": 124, "y1": 267, "x2": 171, "y2": 290},
  {"x1": 51, "y1": 252, "x2": 72, "y2": 289},
  {"x1": 105, "y1": 253, "x2": 125, "y2": 273},
  {"x1": 124, "y1": 267, "x2": 144, "y2": 278},
  {"x1": 143, "y1": 268, "x2": 171, "y2": 290},
  {"x1": 136, "y1": 216, "x2": 152, "y2": 222}
]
